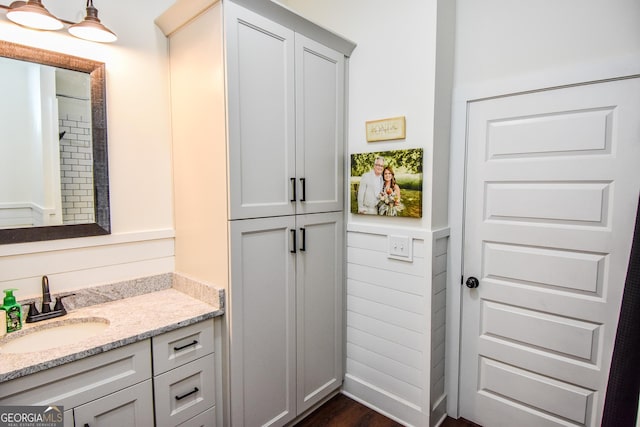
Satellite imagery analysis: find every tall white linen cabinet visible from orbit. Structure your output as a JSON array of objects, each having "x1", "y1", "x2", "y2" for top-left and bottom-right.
[{"x1": 156, "y1": 1, "x2": 356, "y2": 426}]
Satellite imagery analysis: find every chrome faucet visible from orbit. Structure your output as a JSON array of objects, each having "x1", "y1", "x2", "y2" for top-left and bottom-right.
[{"x1": 26, "y1": 276, "x2": 74, "y2": 323}]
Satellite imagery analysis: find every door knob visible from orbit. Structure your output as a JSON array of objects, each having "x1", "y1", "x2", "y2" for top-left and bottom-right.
[{"x1": 465, "y1": 277, "x2": 479, "y2": 288}]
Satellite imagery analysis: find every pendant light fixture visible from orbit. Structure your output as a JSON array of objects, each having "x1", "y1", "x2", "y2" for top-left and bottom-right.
[
  {"x1": 68, "y1": 0, "x2": 117, "y2": 43},
  {"x1": 6, "y1": 0, "x2": 63, "y2": 31}
]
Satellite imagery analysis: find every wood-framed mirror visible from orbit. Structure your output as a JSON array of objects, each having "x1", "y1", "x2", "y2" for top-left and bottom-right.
[{"x1": 0, "y1": 40, "x2": 110, "y2": 244}]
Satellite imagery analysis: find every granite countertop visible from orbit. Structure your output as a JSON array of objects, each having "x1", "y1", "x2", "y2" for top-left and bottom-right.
[{"x1": 0, "y1": 274, "x2": 224, "y2": 383}]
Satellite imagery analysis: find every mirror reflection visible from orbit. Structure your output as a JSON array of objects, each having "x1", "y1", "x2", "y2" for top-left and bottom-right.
[
  {"x1": 0, "y1": 58, "x2": 94, "y2": 229},
  {"x1": 0, "y1": 41, "x2": 110, "y2": 244}
]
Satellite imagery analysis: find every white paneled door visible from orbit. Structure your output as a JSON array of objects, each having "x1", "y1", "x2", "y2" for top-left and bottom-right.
[{"x1": 460, "y1": 77, "x2": 640, "y2": 427}]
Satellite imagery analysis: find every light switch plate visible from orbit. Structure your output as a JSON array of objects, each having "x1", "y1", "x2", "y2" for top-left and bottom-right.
[{"x1": 388, "y1": 235, "x2": 412, "y2": 261}]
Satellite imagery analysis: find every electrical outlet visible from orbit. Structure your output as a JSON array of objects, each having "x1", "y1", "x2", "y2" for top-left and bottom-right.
[{"x1": 388, "y1": 235, "x2": 412, "y2": 261}]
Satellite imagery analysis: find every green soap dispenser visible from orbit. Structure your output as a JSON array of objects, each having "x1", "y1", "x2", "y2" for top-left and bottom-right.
[{"x1": 2, "y1": 289, "x2": 22, "y2": 333}]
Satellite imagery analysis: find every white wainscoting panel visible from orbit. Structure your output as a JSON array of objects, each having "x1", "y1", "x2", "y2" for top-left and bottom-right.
[
  {"x1": 0, "y1": 230, "x2": 175, "y2": 299},
  {"x1": 430, "y1": 231, "x2": 449, "y2": 427},
  {"x1": 343, "y1": 224, "x2": 450, "y2": 427}
]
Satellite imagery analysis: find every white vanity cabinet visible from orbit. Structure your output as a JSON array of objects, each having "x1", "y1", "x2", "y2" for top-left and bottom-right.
[
  {"x1": 0, "y1": 319, "x2": 217, "y2": 427},
  {"x1": 0, "y1": 339, "x2": 154, "y2": 426},
  {"x1": 158, "y1": 1, "x2": 354, "y2": 425}
]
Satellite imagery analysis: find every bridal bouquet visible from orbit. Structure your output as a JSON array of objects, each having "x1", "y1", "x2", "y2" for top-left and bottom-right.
[{"x1": 377, "y1": 188, "x2": 404, "y2": 216}]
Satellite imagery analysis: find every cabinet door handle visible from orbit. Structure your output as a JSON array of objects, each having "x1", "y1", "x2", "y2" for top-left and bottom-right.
[
  {"x1": 175, "y1": 387, "x2": 199, "y2": 401},
  {"x1": 290, "y1": 229, "x2": 296, "y2": 253},
  {"x1": 290, "y1": 178, "x2": 296, "y2": 202},
  {"x1": 300, "y1": 227, "x2": 306, "y2": 252},
  {"x1": 174, "y1": 340, "x2": 198, "y2": 351},
  {"x1": 300, "y1": 178, "x2": 306, "y2": 202}
]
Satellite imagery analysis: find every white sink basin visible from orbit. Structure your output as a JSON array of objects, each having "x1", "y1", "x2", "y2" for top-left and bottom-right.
[{"x1": 0, "y1": 317, "x2": 110, "y2": 354}]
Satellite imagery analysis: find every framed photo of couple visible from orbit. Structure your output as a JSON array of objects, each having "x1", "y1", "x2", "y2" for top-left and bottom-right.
[{"x1": 350, "y1": 148, "x2": 423, "y2": 218}]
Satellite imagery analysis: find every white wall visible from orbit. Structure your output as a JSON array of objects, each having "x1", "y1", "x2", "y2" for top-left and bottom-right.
[
  {"x1": 454, "y1": 0, "x2": 640, "y2": 90},
  {"x1": 0, "y1": 0, "x2": 176, "y2": 299}
]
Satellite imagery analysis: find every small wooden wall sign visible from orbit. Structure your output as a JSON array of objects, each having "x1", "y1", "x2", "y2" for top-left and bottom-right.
[{"x1": 365, "y1": 116, "x2": 406, "y2": 142}]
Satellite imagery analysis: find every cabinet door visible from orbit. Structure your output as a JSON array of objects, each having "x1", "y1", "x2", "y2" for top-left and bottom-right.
[
  {"x1": 295, "y1": 212, "x2": 344, "y2": 413},
  {"x1": 229, "y1": 216, "x2": 297, "y2": 427},
  {"x1": 64, "y1": 410, "x2": 73, "y2": 427},
  {"x1": 73, "y1": 380, "x2": 154, "y2": 427},
  {"x1": 226, "y1": 2, "x2": 296, "y2": 220},
  {"x1": 295, "y1": 35, "x2": 345, "y2": 215}
]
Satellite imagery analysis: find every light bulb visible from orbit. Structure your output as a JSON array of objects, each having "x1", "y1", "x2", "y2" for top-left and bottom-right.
[
  {"x1": 68, "y1": 0, "x2": 117, "y2": 43},
  {"x1": 6, "y1": 0, "x2": 63, "y2": 31}
]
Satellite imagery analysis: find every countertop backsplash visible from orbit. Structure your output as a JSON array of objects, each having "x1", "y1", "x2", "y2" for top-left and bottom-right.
[{"x1": 17, "y1": 272, "x2": 224, "y2": 312}]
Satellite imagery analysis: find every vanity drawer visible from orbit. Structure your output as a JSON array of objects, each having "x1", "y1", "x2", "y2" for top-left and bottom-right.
[
  {"x1": 0, "y1": 340, "x2": 151, "y2": 409},
  {"x1": 153, "y1": 353, "x2": 215, "y2": 427},
  {"x1": 179, "y1": 406, "x2": 216, "y2": 427},
  {"x1": 152, "y1": 319, "x2": 214, "y2": 375}
]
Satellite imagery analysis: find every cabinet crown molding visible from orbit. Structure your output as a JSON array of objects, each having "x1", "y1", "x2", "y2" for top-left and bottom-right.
[{"x1": 155, "y1": 0, "x2": 356, "y2": 56}]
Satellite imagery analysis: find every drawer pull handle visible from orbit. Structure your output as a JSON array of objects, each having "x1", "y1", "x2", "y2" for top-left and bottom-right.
[
  {"x1": 174, "y1": 340, "x2": 198, "y2": 351},
  {"x1": 175, "y1": 387, "x2": 199, "y2": 401}
]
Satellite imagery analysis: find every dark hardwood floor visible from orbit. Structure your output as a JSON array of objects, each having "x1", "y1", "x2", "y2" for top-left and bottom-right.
[
  {"x1": 295, "y1": 393, "x2": 481, "y2": 427},
  {"x1": 441, "y1": 416, "x2": 482, "y2": 427}
]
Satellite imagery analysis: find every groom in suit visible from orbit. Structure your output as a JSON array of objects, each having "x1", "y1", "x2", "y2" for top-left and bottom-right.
[{"x1": 357, "y1": 156, "x2": 385, "y2": 214}]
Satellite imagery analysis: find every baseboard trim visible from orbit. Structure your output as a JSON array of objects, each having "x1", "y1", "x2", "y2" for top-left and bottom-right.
[{"x1": 343, "y1": 374, "x2": 426, "y2": 426}]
